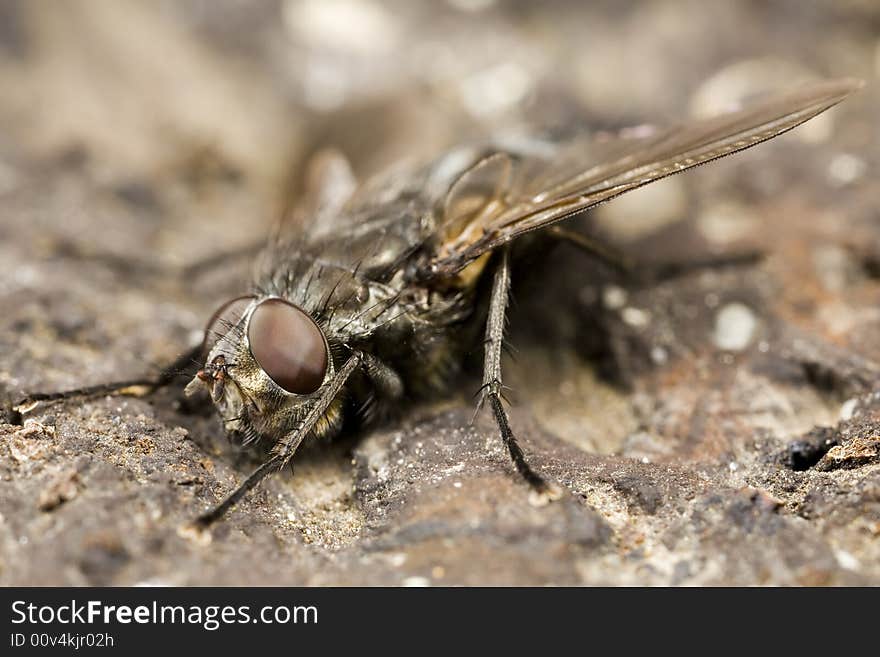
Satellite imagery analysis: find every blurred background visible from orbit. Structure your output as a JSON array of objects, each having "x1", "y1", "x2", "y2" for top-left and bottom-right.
[
  {"x1": 2, "y1": 0, "x2": 877, "y2": 380},
  {"x1": 1, "y1": 1, "x2": 879, "y2": 585},
  {"x1": 0, "y1": 0, "x2": 876, "y2": 264}
]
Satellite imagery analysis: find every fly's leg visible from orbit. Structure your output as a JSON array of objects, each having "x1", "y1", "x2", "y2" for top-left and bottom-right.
[
  {"x1": 354, "y1": 351, "x2": 404, "y2": 423},
  {"x1": 13, "y1": 343, "x2": 203, "y2": 414},
  {"x1": 477, "y1": 247, "x2": 562, "y2": 505},
  {"x1": 194, "y1": 351, "x2": 363, "y2": 527},
  {"x1": 45, "y1": 233, "x2": 267, "y2": 280},
  {"x1": 188, "y1": 149, "x2": 357, "y2": 279},
  {"x1": 549, "y1": 224, "x2": 763, "y2": 283},
  {"x1": 179, "y1": 240, "x2": 267, "y2": 278},
  {"x1": 641, "y1": 250, "x2": 763, "y2": 282},
  {"x1": 548, "y1": 225, "x2": 634, "y2": 275},
  {"x1": 361, "y1": 352, "x2": 404, "y2": 400}
]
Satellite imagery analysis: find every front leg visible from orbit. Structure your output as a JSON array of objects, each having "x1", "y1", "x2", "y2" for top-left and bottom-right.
[
  {"x1": 194, "y1": 351, "x2": 363, "y2": 527},
  {"x1": 14, "y1": 343, "x2": 204, "y2": 414},
  {"x1": 478, "y1": 247, "x2": 562, "y2": 505},
  {"x1": 361, "y1": 351, "x2": 404, "y2": 400}
]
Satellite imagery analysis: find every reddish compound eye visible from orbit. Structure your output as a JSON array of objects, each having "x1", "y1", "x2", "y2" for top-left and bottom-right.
[
  {"x1": 247, "y1": 298, "x2": 328, "y2": 394},
  {"x1": 203, "y1": 295, "x2": 256, "y2": 353}
]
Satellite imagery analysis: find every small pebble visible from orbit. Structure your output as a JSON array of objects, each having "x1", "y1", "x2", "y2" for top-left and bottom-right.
[
  {"x1": 698, "y1": 202, "x2": 756, "y2": 244},
  {"x1": 713, "y1": 303, "x2": 757, "y2": 351},
  {"x1": 595, "y1": 177, "x2": 687, "y2": 241},
  {"x1": 650, "y1": 346, "x2": 668, "y2": 365},
  {"x1": 283, "y1": 0, "x2": 398, "y2": 53},
  {"x1": 828, "y1": 153, "x2": 866, "y2": 186},
  {"x1": 402, "y1": 576, "x2": 431, "y2": 587},
  {"x1": 460, "y1": 63, "x2": 531, "y2": 118},
  {"x1": 835, "y1": 550, "x2": 861, "y2": 571},
  {"x1": 839, "y1": 398, "x2": 859, "y2": 421},
  {"x1": 603, "y1": 285, "x2": 627, "y2": 310},
  {"x1": 622, "y1": 307, "x2": 650, "y2": 328}
]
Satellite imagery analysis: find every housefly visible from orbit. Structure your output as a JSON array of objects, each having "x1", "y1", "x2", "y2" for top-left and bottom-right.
[{"x1": 15, "y1": 78, "x2": 863, "y2": 526}]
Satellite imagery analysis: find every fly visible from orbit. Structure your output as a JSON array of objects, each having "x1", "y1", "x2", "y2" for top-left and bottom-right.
[{"x1": 14, "y1": 78, "x2": 864, "y2": 527}]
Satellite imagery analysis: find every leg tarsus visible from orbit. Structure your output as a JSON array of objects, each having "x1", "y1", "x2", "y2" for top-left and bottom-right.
[
  {"x1": 192, "y1": 455, "x2": 283, "y2": 528},
  {"x1": 486, "y1": 390, "x2": 562, "y2": 505}
]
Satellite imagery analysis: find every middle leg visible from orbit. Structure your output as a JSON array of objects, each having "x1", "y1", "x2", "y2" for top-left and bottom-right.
[{"x1": 478, "y1": 246, "x2": 561, "y2": 504}]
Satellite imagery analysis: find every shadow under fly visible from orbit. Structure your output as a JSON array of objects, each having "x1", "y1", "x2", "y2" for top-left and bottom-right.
[{"x1": 14, "y1": 78, "x2": 863, "y2": 527}]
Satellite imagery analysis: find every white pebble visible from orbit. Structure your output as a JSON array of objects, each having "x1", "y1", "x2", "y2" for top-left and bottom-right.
[
  {"x1": 698, "y1": 202, "x2": 756, "y2": 245},
  {"x1": 284, "y1": 0, "x2": 398, "y2": 52},
  {"x1": 460, "y1": 63, "x2": 531, "y2": 118},
  {"x1": 650, "y1": 346, "x2": 668, "y2": 365},
  {"x1": 835, "y1": 549, "x2": 861, "y2": 571},
  {"x1": 828, "y1": 153, "x2": 866, "y2": 186},
  {"x1": 594, "y1": 177, "x2": 687, "y2": 242},
  {"x1": 839, "y1": 398, "x2": 859, "y2": 421},
  {"x1": 402, "y1": 576, "x2": 431, "y2": 587},
  {"x1": 602, "y1": 285, "x2": 628, "y2": 310},
  {"x1": 622, "y1": 307, "x2": 650, "y2": 328},
  {"x1": 713, "y1": 303, "x2": 757, "y2": 351}
]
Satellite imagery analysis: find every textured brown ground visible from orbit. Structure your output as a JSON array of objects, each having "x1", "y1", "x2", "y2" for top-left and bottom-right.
[{"x1": 1, "y1": 0, "x2": 879, "y2": 585}]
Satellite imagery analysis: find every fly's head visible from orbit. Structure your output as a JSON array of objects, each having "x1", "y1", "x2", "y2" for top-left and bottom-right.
[{"x1": 185, "y1": 295, "x2": 333, "y2": 443}]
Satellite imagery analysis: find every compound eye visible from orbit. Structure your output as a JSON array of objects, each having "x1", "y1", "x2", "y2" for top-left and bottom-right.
[
  {"x1": 247, "y1": 299, "x2": 328, "y2": 394},
  {"x1": 203, "y1": 295, "x2": 256, "y2": 353}
]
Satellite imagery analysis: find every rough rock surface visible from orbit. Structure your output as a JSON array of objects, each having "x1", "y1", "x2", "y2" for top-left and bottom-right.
[{"x1": 1, "y1": 0, "x2": 879, "y2": 585}]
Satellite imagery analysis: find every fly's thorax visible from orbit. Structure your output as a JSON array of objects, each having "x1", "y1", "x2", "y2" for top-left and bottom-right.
[{"x1": 259, "y1": 251, "x2": 426, "y2": 344}]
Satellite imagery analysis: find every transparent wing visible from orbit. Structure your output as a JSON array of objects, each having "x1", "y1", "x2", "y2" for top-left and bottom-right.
[{"x1": 422, "y1": 77, "x2": 863, "y2": 279}]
